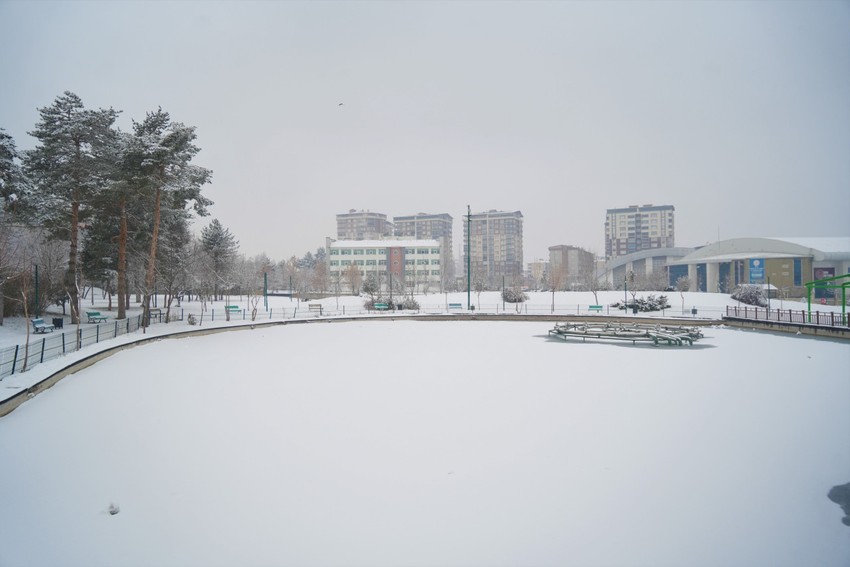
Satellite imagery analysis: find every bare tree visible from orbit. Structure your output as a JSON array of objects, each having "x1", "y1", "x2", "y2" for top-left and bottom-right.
[
  {"x1": 675, "y1": 275, "x2": 690, "y2": 314},
  {"x1": 345, "y1": 263, "x2": 362, "y2": 296}
]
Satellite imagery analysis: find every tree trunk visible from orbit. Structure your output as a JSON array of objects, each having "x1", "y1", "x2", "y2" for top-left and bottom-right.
[
  {"x1": 143, "y1": 184, "x2": 162, "y2": 328},
  {"x1": 117, "y1": 197, "x2": 128, "y2": 320},
  {"x1": 67, "y1": 198, "x2": 80, "y2": 324}
]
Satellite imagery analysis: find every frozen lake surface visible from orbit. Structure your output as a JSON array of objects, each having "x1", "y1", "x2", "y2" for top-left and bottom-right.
[{"x1": 0, "y1": 319, "x2": 848, "y2": 566}]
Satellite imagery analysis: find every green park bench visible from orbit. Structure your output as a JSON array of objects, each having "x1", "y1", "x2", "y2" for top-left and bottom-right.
[
  {"x1": 31, "y1": 318, "x2": 55, "y2": 333},
  {"x1": 588, "y1": 305, "x2": 604, "y2": 313},
  {"x1": 373, "y1": 303, "x2": 389, "y2": 311},
  {"x1": 225, "y1": 305, "x2": 241, "y2": 314},
  {"x1": 308, "y1": 303, "x2": 323, "y2": 315},
  {"x1": 448, "y1": 303, "x2": 463, "y2": 310},
  {"x1": 86, "y1": 311, "x2": 108, "y2": 323}
]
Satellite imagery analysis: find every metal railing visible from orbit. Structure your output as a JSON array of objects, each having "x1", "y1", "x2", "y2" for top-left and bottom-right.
[
  {"x1": 725, "y1": 305, "x2": 848, "y2": 328},
  {"x1": 0, "y1": 312, "x2": 182, "y2": 380}
]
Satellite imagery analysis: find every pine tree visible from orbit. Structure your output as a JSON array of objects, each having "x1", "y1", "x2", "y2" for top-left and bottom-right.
[
  {"x1": 201, "y1": 218, "x2": 239, "y2": 300},
  {"x1": 126, "y1": 108, "x2": 212, "y2": 326},
  {"x1": 24, "y1": 92, "x2": 119, "y2": 324},
  {"x1": 0, "y1": 128, "x2": 30, "y2": 214}
]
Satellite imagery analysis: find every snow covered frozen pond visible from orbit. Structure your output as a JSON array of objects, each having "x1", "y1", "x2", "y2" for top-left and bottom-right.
[{"x1": 1, "y1": 320, "x2": 848, "y2": 566}]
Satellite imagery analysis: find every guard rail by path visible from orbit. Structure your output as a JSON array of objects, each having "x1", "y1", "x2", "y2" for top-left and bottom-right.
[{"x1": 0, "y1": 313, "x2": 719, "y2": 419}]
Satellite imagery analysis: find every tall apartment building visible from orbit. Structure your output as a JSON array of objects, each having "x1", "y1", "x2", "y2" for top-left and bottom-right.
[
  {"x1": 336, "y1": 210, "x2": 393, "y2": 240},
  {"x1": 393, "y1": 213, "x2": 453, "y2": 258},
  {"x1": 548, "y1": 245, "x2": 595, "y2": 290},
  {"x1": 605, "y1": 204, "x2": 675, "y2": 259},
  {"x1": 463, "y1": 210, "x2": 523, "y2": 289}
]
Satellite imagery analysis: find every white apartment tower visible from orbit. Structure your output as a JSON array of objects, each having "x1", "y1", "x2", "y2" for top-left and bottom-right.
[{"x1": 605, "y1": 204, "x2": 675, "y2": 259}]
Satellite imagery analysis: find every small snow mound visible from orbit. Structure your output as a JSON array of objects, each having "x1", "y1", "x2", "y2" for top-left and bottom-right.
[{"x1": 107, "y1": 503, "x2": 120, "y2": 516}]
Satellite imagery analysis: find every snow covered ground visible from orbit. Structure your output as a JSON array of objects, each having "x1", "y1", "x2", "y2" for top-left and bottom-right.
[{"x1": 0, "y1": 301, "x2": 849, "y2": 566}]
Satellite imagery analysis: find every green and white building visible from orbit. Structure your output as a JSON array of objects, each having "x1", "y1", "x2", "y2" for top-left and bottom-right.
[{"x1": 327, "y1": 238, "x2": 445, "y2": 293}]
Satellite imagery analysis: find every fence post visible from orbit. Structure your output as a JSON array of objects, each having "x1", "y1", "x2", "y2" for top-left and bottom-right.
[
  {"x1": 96, "y1": 324, "x2": 100, "y2": 343},
  {"x1": 40, "y1": 337, "x2": 46, "y2": 363},
  {"x1": 62, "y1": 331, "x2": 66, "y2": 354},
  {"x1": 77, "y1": 328, "x2": 82, "y2": 351},
  {"x1": 11, "y1": 345, "x2": 19, "y2": 375}
]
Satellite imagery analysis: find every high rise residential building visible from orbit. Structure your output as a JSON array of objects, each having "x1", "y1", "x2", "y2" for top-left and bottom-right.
[
  {"x1": 336, "y1": 210, "x2": 392, "y2": 240},
  {"x1": 393, "y1": 213, "x2": 453, "y2": 258},
  {"x1": 605, "y1": 204, "x2": 675, "y2": 259},
  {"x1": 548, "y1": 245, "x2": 595, "y2": 290},
  {"x1": 463, "y1": 209, "x2": 523, "y2": 289}
]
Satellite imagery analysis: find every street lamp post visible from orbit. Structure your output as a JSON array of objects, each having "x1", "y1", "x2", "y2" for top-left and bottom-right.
[{"x1": 467, "y1": 205, "x2": 471, "y2": 311}]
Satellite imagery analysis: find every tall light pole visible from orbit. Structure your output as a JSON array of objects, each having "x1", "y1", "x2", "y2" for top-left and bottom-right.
[{"x1": 467, "y1": 205, "x2": 471, "y2": 310}]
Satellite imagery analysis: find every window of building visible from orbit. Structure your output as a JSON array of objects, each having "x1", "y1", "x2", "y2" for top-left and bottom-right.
[
  {"x1": 378, "y1": 249, "x2": 386, "y2": 254},
  {"x1": 341, "y1": 249, "x2": 352, "y2": 255},
  {"x1": 353, "y1": 249, "x2": 363, "y2": 255},
  {"x1": 431, "y1": 259, "x2": 440, "y2": 265},
  {"x1": 366, "y1": 260, "x2": 376, "y2": 266},
  {"x1": 417, "y1": 259, "x2": 429, "y2": 265},
  {"x1": 330, "y1": 249, "x2": 339, "y2": 255},
  {"x1": 341, "y1": 260, "x2": 351, "y2": 265},
  {"x1": 366, "y1": 249, "x2": 376, "y2": 255},
  {"x1": 330, "y1": 260, "x2": 339, "y2": 266},
  {"x1": 356, "y1": 260, "x2": 364, "y2": 266},
  {"x1": 379, "y1": 260, "x2": 387, "y2": 266},
  {"x1": 405, "y1": 259, "x2": 415, "y2": 265},
  {"x1": 431, "y1": 270, "x2": 440, "y2": 276},
  {"x1": 431, "y1": 248, "x2": 440, "y2": 254},
  {"x1": 794, "y1": 258, "x2": 802, "y2": 286},
  {"x1": 417, "y1": 249, "x2": 429, "y2": 254}
]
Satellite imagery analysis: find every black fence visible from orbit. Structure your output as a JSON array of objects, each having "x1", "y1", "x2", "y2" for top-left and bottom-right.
[
  {"x1": 725, "y1": 306, "x2": 848, "y2": 328},
  {"x1": 0, "y1": 310, "x2": 182, "y2": 380}
]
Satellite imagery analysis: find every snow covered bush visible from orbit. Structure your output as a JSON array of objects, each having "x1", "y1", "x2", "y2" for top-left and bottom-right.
[
  {"x1": 501, "y1": 288, "x2": 528, "y2": 303},
  {"x1": 611, "y1": 294, "x2": 671, "y2": 312},
  {"x1": 732, "y1": 285, "x2": 768, "y2": 307}
]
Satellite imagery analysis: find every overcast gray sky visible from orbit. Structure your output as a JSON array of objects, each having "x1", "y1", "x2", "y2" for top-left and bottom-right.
[{"x1": 2, "y1": 0, "x2": 848, "y2": 262}]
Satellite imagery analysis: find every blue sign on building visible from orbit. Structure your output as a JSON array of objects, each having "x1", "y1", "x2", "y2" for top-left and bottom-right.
[{"x1": 749, "y1": 258, "x2": 765, "y2": 284}]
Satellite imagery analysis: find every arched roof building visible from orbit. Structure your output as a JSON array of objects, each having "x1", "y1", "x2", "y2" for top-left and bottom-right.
[{"x1": 670, "y1": 237, "x2": 850, "y2": 293}]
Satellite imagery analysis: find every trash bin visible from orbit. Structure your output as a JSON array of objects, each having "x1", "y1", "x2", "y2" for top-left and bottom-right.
[
  {"x1": 691, "y1": 307, "x2": 698, "y2": 316},
  {"x1": 52, "y1": 317, "x2": 64, "y2": 329},
  {"x1": 632, "y1": 305, "x2": 638, "y2": 315}
]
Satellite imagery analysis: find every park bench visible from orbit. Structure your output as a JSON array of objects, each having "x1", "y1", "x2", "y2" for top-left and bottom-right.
[
  {"x1": 31, "y1": 318, "x2": 55, "y2": 333},
  {"x1": 225, "y1": 305, "x2": 241, "y2": 314},
  {"x1": 588, "y1": 305, "x2": 604, "y2": 313},
  {"x1": 86, "y1": 311, "x2": 108, "y2": 323},
  {"x1": 448, "y1": 303, "x2": 463, "y2": 310},
  {"x1": 374, "y1": 303, "x2": 389, "y2": 311},
  {"x1": 308, "y1": 303, "x2": 323, "y2": 315}
]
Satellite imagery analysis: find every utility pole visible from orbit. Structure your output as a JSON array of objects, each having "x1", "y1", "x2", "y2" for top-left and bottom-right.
[{"x1": 467, "y1": 205, "x2": 471, "y2": 310}]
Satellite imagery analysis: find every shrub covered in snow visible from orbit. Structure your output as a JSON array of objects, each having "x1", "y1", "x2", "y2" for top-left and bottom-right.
[
  {"x1": 501, "y1": 288, "x2": 528, "y2": 303},
  {"x1": 363, "y1": 296, "x2": 420, "y2": 311},
  {"x1": 611, "y1": 294, "x2": 671, "y2": 312},
  {"x1": 732, "y1": 284, "x2": 768, "y2": 307}
]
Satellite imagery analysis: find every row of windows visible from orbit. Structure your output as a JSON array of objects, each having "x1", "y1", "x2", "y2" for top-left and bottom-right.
[
  {"x1": 329, "y1": 270, "x2": 442, "y2": 277},
  {"x1": 330, "y1": 247, "x2": 441, "y2": 256}
]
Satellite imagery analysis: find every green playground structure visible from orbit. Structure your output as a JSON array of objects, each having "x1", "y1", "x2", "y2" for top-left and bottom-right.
[{"x1": 805, "y1": 273, "x2": 849, "y2": 325}]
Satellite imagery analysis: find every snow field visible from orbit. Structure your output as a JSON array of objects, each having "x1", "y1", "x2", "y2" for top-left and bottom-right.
[{"x1": 0, "y1": 320, "x2": 848, "y2": 566}]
